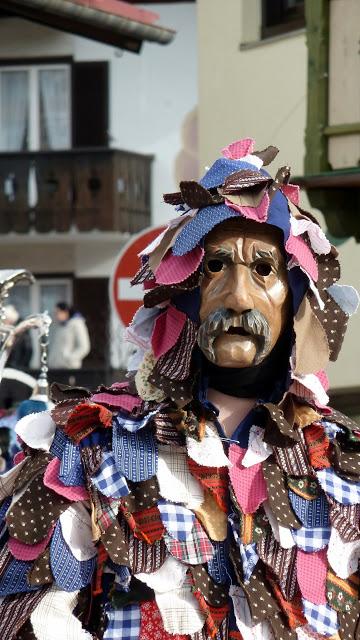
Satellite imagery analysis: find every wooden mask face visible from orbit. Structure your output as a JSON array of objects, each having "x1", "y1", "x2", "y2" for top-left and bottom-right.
[{"x1": 198, "y1": 219, "x2": 290, "y2": 368}]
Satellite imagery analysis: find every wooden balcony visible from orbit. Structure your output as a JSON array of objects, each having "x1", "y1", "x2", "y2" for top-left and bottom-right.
[{"x1": 0, "y1": 148, "x2": 152, "y2": 234}]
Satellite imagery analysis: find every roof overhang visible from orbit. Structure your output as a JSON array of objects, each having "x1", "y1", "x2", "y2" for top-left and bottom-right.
[{"x1": 0, "y1": 0, "x2": 175, "y2": 53}]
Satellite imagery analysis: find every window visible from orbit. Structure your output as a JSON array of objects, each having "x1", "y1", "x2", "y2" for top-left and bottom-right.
[
  {"x1": 0, "y1": 60, "x2": 109, "y2": 151},
  {"x1": 7, "y1": 277, "x2": 72, "y2": 368},
  {"x1": 262, "y1": 0, "x2": 305, "y2": 39},
  {"x1": 0, "y1": 64, "x2": 71, "y2": 152}
]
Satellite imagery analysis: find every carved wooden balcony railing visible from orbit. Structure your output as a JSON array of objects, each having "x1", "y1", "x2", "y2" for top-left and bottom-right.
[{"x1": 0, "y1": 148, "x2": 152, "y2": 234}]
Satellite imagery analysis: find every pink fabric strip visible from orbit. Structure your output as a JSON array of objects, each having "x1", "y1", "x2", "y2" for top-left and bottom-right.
[
  {"x1": 229, "y1": 444, "x2": 268, "y2": 514},
  {"x1": 285, "y1": 234, "x2": 318, "y2": 282},
  {"x1": 9, "y1": 525, "x2": 54, "y2": 561},
  {"x1": 296, "y1": 548, "x2": 328, "y2": 605},
  {"x1": 90, "y1": 392, "x2": 142, "y2": 411},
  {"x1": 225, "y1": 191, "x2": 269, "y2": 223},
  {"x1": 155, "y1": 246, "x2": 203, "y2": 285},
  {"x1": 151, "y1": 306, "x2": 187, "y2": 360},
  {"x1": 221, "y1": 138, "x2": 255, "y2": 159},
  {"x1": 281, "y1": 183, "x2": 300, "y2": 205},
  {"x1": 44, "y1": 457, "x2": 88, "y2": 501}
]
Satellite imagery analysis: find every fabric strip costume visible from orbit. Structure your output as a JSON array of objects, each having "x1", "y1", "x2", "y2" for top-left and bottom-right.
[{"x1": 1, "y1": 138, "x2": 360, "y2": 640}]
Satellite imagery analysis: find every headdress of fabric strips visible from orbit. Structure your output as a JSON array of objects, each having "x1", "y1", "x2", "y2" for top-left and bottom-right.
[{"x1": 125, "y1": 137, "x2": 359, "y2": 410}]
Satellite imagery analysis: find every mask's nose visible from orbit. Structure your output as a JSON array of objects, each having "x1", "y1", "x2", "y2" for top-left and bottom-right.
[{"x1": 222, "y1": 264, "x2": 255, "y2": 316}]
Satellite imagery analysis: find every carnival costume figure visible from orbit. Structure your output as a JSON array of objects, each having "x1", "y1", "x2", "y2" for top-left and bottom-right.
[{"x1": 0, "y1": 138, "x2": 360, "y2": 640}]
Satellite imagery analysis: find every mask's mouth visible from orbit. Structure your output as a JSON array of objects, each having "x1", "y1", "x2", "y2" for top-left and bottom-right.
[{"x1": 226, "y1": 326, "x2": 251, "y2": 336}]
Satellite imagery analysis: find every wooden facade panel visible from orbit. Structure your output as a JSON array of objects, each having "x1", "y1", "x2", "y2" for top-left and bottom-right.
[
  {"x1": 0, "y1": 149, "x2": 152, "y2": 234},
  {"x1": 329, "y1": 0, "x2": 360, "y2": 168}
]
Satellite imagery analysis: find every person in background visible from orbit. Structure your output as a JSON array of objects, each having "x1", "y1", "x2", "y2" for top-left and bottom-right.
[
  {"x1": 48, "y1": 301, "x2": 90, "y2": 369},
  {"x1": 3, "y1": 304, "x2": 33, "y2": 370}
]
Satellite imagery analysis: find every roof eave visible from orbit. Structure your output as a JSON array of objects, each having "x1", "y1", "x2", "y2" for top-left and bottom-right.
[{"x1": 0, "y1": 0, "x2": 176, "y2": 51}]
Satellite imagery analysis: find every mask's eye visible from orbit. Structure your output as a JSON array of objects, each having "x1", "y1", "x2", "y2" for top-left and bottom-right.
[
  {"x1": 206, "y1": 258, "x2": 225, "y2": 273},
  {"x1": 254, "y1": 261, "x2": 272, "y2": 277}
]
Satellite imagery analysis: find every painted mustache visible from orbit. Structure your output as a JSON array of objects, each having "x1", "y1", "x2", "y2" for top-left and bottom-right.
[{"x1": 197, "y1": 307, "x2": 271, "y2": 365}]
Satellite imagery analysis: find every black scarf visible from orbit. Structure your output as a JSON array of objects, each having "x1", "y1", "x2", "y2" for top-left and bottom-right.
[{"x1": 202, "y1": 326, "x2": 293, "y2": 403}]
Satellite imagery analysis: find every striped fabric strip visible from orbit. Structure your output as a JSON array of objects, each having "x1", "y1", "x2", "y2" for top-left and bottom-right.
[{"x1": 0, "y1": 587, "x2": 49, "y2": 640}]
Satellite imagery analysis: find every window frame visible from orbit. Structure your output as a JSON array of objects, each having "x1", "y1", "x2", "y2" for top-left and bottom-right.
[
  {"x1": 261, "y1": 0, "x2": 305, "y2": 40},
  {"x1": 0, "y1": 58, "x2": 72, "y2": 152}
]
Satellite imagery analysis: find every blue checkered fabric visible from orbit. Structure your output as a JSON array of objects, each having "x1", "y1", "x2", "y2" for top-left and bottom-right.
[
  {"x1": 303, "y1": 599, "x2": 339, "y2": 636},
  {"x1": 0, "y1": 552, "x2": 38, "y2": 596},
  {"x1": 50, "y1": 521, "x2": 96, "y2": 592},
  {"x1": 207, "y1": 541, "x2": 230, "y2": 584},
  {"x1": 292, "y1": 526, "x2": 331, "y2": 552},
  {"x1": 112, "y1": 422, "x2": 158, "y2": 482},
  {"x1": 49, "y1": 427, "x2": 69, "y2": 459},
  {"x1": 115, "y1": 409, "x2": 158, "y2": 434},
  {"x1": 321, "y1": 420, "x2": 344, "y2": 441},
  {"x1": 316, "y1": 468, "x2": 360, "y2": 505},
  {"x1": 288, "y1": 491, "x2": 330, "y2": 528},
  {"x1": 157, "y1": 499, "x2": 195, "y2": 541},
  {"x1": 59, "y1": 440, "x2": 84, "y2": 486},
  {"x1": 239, "y1": 542, "x2": 259, "y2": 584},
  {"x1": 91, "y1": 451, "x2": 129, "y2": 499},
  {"x1": 103, "y1": 604, "x2": 141, "y2": 640}
]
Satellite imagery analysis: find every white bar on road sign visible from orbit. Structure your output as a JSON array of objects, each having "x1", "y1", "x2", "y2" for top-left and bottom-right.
[{"x1": 117, "y1": 278, "x2": 142, "y2": 301}]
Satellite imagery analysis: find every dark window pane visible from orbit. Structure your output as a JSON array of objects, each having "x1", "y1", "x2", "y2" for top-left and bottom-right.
[{"x1": 262, "y1": 0, "x2": 305, "y2": 38}]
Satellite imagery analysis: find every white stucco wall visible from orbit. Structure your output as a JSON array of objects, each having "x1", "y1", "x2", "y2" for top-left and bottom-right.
[{"x1": 197, "y1": 0, "x2": 360, "y2": 389}]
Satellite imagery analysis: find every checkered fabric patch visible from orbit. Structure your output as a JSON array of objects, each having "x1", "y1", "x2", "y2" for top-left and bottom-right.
[
  {"x1": 91, "y1": 451, "x2": 129, "y2": 499},
  {"x1": 112, "y1": 422, "x2": 158, "y2": 482},
  {"x1": 157, "y1": 499, "x2": 195, "y2": 541},
  {"x1": 104, "y1": 604, "x2": 141, "y2": 640},
  {"x1": 302, "y1": 599, "x2": 339, "y2": 636},
  {"x1": 59, "y1": 440, "x2": 84, "y2": 486},
  {"x1": 164, "y1": 519, "x2": 214, "y2": 565},
  {"x1": 115, "y1": 409, "x2": 158, "y2": 434},
  {"x1": 207, "y1": 541, "x2": 230, "y2": 584},
  {"x1": 288, "y1": 491, "x2": 330, "y2": 528},
  {"x1": 292, "y1": 526, "x2": 331, "y2": 552},
  {"x1": 316, "y1": 468, "x2": 360, "y2": 505},
  {"x1": 239, "y1": 542, "x2": 259, "y2": 584}
]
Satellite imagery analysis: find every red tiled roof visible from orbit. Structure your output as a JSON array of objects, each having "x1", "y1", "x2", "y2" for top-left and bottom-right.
[{"x1": 66, "y1": 0, "x2": 159, "y2": 26}]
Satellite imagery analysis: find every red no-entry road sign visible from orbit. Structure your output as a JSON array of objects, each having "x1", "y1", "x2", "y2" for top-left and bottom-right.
[{"x1": 110, "y1": 226, "x2": 165, "y2": 327}]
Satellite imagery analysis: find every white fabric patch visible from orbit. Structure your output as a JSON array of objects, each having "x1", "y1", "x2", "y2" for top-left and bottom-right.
[
  {"x1": 15, "y1": 411, "x2": 56, "y2": 452},
  {"x1": 242, "y1": 426, "x2": 273, "y2": 468},
  {"x1": 327, "y1": 283, "x2": 360, "y2": 316},
  {"x1": 0, "y1": 458, "x2": 27, "y2": 501},
  {"x1": 60, "y1": 503, "x2": 97, "y2": 561},
  {"x1": 186, "y1": 423, "x2": 230, "y2": 468},
  {"x1": 124, "y1": 306, "x2": 161, "y2": 351},
  {"x1": 290, "y1": 216, "x2": 331, "y2": 255},
  {"x1": 327, "y1": 526, "x2": 360, "y2": 579},
  {"x1": 263, "y1": 501, "x2": 295, "y2": 549},
  {"x1": 157, "y1": 445, "x2": 204, "y2": 510},
  {"x1": 290, "y1": 372, "x2": 329, "y2": 407},
  {"x1": 31, "y1": 586, "x2": 92, "y2": 639},
  {"x1": 241, "y1": 154, "x2": 264, "y2": 170},
  {"x1": 155, "y1": 585, "x2": 206, "y2": 635},
  {"x1": 136, "y1": 555, "x2": 187, "y2": 593},
  {"x1": 230, "y1": 584, "x2": 274, "y2": 639}
]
